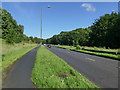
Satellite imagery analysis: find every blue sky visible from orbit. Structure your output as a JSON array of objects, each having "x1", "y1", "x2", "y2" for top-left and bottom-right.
[{"x1": 2, "y1": 2, "x2": 118, "y2": 39}]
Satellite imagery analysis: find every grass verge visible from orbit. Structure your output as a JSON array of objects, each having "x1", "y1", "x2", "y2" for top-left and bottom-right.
[
  {"x1": 2, "y1": 45, "x2": 38, "y2": 71},
  {"x1": 31, "y1": 46, "x2": 99, "y2": 88},
  {"x1": 53, "y1": 45, "x2": 119, "y2": 52},
  {"x1": 2, "y1": 39, "x2": 39, "y2": 80},
  {"x1": 53, "y1": 45, "x2": 120, "y2": 60}
]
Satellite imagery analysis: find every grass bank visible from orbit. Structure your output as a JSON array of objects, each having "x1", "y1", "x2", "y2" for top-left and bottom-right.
[
  {"x1": 2, "y1": 39, "x2": 39, "y2": 80},
  {"x1": 31, "y1": 46, "x2": 99, "y2": 88},
  {"x1": 77, "y1": 46, "x2": 118, "y2": 52},
  {"x1": 53, "y1": 45, "x2": 120, "y2": 60}
]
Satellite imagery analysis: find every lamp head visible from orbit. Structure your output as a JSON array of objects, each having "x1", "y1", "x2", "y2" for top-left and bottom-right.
[
  {"x1": 112, "y1": 10, "x2": 115, "y2": 13},
  {"x1": 48, "y1": 5, "x2": 51, "y2": 8}
]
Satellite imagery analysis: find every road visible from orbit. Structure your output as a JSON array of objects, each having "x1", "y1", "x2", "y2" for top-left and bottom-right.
[
  {"x1": 2, "y1": 46, "x2": 39, "y2": 88},
  {"x1": 46, "y1": 46, "x2": 119, "y2": 88}
]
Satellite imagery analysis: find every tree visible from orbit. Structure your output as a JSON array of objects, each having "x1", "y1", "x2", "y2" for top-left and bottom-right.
[
  {"x1": 2, "y1": 9, "x2": 24, "y2": 43},
  {"x1": 89, "y1": 12, "x2": 119, "y2": 48},
  {"x1": 45, "y1": 12, "x2": 120, "y2": 49}
]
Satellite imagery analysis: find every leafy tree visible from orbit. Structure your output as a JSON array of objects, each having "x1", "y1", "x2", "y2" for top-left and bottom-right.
[
  {"x1": 2, "y1": 9, "x2": 24, "y2": 43},
  {"x1": 89, "y1": 12, "x2": 119, "y2": 48},
  {"x1": 45, "y1": 12, "x2": 120, "y2": 49}
]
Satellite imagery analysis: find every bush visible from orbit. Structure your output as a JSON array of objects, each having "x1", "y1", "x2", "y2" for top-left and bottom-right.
[
  {"x1": 116, "y1": 49, "x2": 120, "y2": 55},
  {"x1": 76, "y1": 45, "x2": 81, "y2": 50},
  {"x1": 93, "y1": 46, "x2": 98, "y2": 50}
]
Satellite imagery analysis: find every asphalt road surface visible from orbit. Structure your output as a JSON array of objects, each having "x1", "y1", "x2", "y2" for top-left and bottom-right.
[
  {"x1": 2, "y1": 46, "x2": 40, "y2": 88},
  {"x1": 46, "y1": 46, "x2": 119, "y2": 88}
]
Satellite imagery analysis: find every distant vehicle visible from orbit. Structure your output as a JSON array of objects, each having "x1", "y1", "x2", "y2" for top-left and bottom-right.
[{"x1": 47, "y1": 44, "x2": 51, "y2": 48}]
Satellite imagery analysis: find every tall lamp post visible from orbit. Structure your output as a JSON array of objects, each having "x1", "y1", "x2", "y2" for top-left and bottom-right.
[{"x1": 40, "y1": 5, "x2": 51, "y2": 47}]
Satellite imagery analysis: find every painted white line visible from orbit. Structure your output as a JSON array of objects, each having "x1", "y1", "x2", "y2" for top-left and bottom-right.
[{"x1": 86, "y1": 58, "x2": 96, "y2": 61}]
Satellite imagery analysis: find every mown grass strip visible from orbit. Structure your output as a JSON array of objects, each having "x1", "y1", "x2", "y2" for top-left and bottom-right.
[
  {"x1": 31, "y1": 46, "x2": 99, "y2": 88},
  {"x1": 53, "y1": 45, "x2": 120, "y2": 60}
]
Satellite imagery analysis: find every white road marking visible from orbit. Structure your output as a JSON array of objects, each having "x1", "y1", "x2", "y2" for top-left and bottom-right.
[{"x1": 86, "y1": 58, "x2": 96, "y2": 61}]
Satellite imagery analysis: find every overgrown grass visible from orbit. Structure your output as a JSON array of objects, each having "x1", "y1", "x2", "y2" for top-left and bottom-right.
[
  {"x1": 80, "y1": 46, "x2": 118, "y2": 52},
  {"x1": 31, "y1": 46, "x2": 99, "y2": 88},
  {"x1": 53, "y1": 45, "x2": 119, "y2": 52},
  {"x1": 53, "y1": 45, "x2": 120, "y2": 60},
  {"x1": 2, "y1": 39, "x2": 37, "y2": 56},
  {"x1": 1, "y1": 39, "x2": 39, "y2": 80}
]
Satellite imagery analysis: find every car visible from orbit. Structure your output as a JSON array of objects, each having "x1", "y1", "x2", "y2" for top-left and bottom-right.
[{"x1": 47, "y1": 44, "x2": 51, "y2": 48}]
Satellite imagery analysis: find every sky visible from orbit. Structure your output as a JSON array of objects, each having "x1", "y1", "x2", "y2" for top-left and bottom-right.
[
  {"x1": 2, "y1": 2, "x2": 118, "y2": 39},
  {"x1": 1, "y1": 0, "x2": 120, "y2": 2}
]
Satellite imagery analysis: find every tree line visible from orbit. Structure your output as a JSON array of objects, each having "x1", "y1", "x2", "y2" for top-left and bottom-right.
[
  {"x1": 1, "y1": 8, "x2": 120, "y2": 48},
  {"x1": 44, "y1": 12, "x2": 120, "y2": 49},
  {"x1": 1, "y1": 8, "x2": 40, "y2": 44}
]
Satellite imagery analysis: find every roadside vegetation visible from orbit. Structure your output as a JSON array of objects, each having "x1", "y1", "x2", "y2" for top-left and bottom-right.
[
  {"x1": 2, "y1": 39, "x2": 39, "y2": 80},
  {"x1": 45, "y1": 12, "x2": 120, "y2": 60},
  {"x1": 1, "y1": 7, "x2": 40, "y2": 80},
  {"x1": 53, "y1": 45, "x2": 120, "y2": 60},
  {"x1": 1, "y1": 8, "x2": 41, "y2": 44},
  {"x1": 76, "y1": 46, "x2": 118, "y2": 52},
  {"x1": 43, "y1": 12, "x2": 120, "y2": 50},
  {"x1": 31, "y1": 46, "x2": 99, "y2": 88}
]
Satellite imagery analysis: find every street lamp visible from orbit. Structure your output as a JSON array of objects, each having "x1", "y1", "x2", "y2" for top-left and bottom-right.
[
  {"x1": 40, "y1": 5, "x2": 51, "y2": 47},
  {"x1": 112, "y1": 10, "x2": 115, "y2": 13}
]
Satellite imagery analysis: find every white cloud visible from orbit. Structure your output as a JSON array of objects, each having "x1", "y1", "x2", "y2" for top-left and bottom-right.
[{"x1": 81, "y1": 3, "x2": 96, "y2": 12}]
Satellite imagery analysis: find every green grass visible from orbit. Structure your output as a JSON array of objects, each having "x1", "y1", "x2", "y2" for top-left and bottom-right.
[
  {"x1": 53, "y1": 45, "x2": 119, "y2": 52},
  {"x1": 1, "y1": 39, "x2": 39, "y2": 80},
  {"x1": 2, "y1": 39, "x2": 37, "y2": 56},
  {"x1": 53, "y1": 45, "x2": 120, "y2": 60},
  {"x1": 79, "y1": 46, "x2": 118, "y2": 52},
  {"x1": 2, "y1": 46, "x2": 38, "y2": 70},
  {"x1": 31, "y1": 46, "x2": 99, "y2": 88}
]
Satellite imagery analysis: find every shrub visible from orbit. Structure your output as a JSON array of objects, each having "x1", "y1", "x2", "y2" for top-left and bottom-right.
[
  {"x1": 76, "y1": 45, "x2": 81, "y2": 50},
  {"x1": 94, "y1": 46, "x2": 98, "y2": 50},
  {"x1": 116, "y1": 49, "x2": 120, "y2": 55}
]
